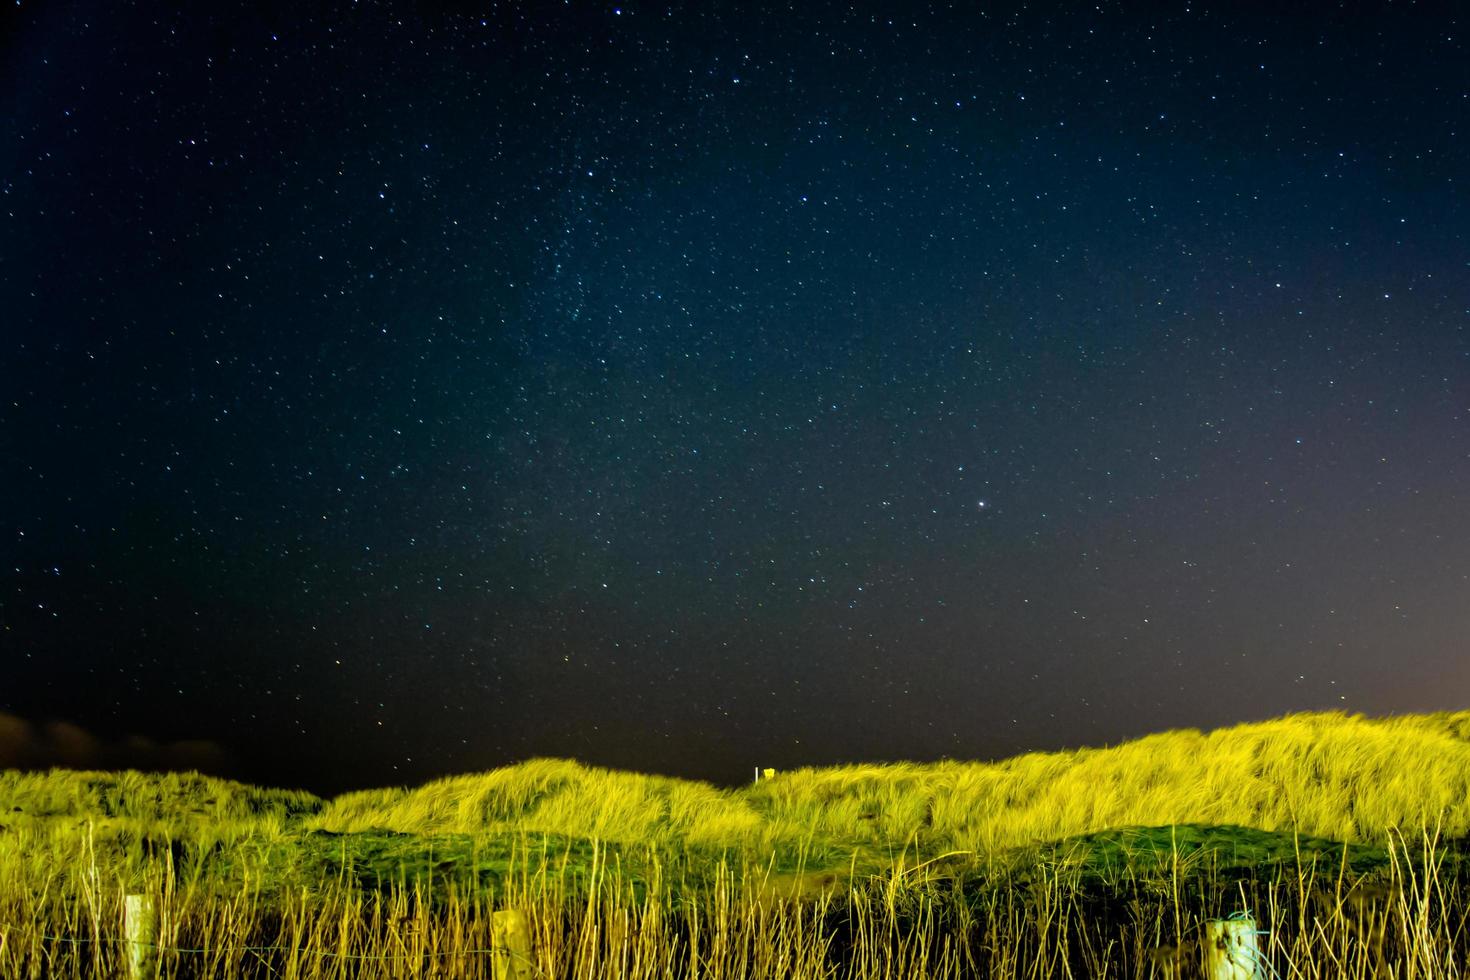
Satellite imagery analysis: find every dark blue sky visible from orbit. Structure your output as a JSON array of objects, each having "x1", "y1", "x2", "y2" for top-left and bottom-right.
[{"x1": 3, "y1": 2, "x2": 1467, "y2": 792}]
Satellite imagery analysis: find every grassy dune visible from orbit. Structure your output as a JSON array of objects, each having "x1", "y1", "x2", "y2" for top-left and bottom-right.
[
  {"x1": 309, "y1": 708, "x2": 1470, "y2": 852},
  {"x1": 3, "y1": 708, "x2": 1469, "y2": 977}
]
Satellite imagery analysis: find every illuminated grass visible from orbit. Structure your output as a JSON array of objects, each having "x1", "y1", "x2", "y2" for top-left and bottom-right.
[{"x1": 2, "y1": 708, "x2": 1469, "y2": 976}]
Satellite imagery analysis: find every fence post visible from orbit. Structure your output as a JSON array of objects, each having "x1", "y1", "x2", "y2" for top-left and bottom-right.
[
  {"x1": 1203, "y1": 914, "x2": 1271, "y2": 980},
  {"x1": 123, "y1": 893, "x2": 157, "y2": 980},
  {"x1": 492, "y1": 908, "x2": 533, "y2": 980}
]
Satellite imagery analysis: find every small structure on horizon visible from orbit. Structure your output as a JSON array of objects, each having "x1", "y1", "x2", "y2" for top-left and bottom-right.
[{"x1": 753, "y1": 766, "x2": 776, "y2": 785}]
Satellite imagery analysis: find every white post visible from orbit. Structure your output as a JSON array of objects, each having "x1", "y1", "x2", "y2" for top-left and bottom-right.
[
  {"x1": 123, "y1": 893, "x2": 157, "y2": 980},
  {"x1": 491, "y1": 908, "x2": 532, "y2": 980},
  {"x1": 1203, "y1": 915, "x2": 1269, "y2": 980}
]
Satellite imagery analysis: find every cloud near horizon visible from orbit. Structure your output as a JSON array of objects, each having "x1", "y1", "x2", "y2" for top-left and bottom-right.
[{"x1": 0, "y1": 712, "x2": 229, "y2": 774}]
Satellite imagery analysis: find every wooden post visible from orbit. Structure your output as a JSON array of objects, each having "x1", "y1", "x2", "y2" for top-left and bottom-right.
[
  {"x1": 1203, "y1": 915, "x2": 1269, "y2": 980},
  {"x1": 123, "y1": 893, "x2": 157, "y2": 980},
  {"x1": 491, "y1": 908, "x2": 532, "y2": 980}
]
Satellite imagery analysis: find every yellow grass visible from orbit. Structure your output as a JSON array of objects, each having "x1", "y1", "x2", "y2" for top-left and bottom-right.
[
  {"x1": 309, "y1": 709, "x2": 1470, "y2": 853},
  {"x1": 2, "y1": 708, "x2": 1469, "y2": 977}
]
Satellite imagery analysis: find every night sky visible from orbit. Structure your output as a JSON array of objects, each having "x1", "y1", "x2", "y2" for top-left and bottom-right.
[{"x1": 3, "y1": 3, "x2": 1467, "y2": 794}]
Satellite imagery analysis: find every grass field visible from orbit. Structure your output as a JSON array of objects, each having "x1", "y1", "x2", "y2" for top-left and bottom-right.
[{"x1": 3, "y1": 708, "x2": 1469, "y2": 977}]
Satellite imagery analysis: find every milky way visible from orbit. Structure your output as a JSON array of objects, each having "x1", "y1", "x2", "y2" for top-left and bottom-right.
[{"x1": 3, "y1": 3, "x2": 1466, "y2": 792}]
